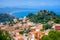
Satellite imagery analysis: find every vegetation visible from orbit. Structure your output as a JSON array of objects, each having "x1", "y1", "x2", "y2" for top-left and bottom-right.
[
  {"x1": 41, "y1": 30, "x2": 60, "y2": 40},
  {"x1": 0, "y1": 30, "x2": 11, "y2": 40},
  {"x1": 43, "y1": 23, "x2": 52, "y2": 30},
  {"x1": 27, "y1": 10, "x2": 60, "y2": 24},
  {"x1": 0, "y1": 13, "x2": 15, "y2": 24},
  {"x1": 19, "y1": 30, "x2": 24, "y2": 34},
  {"x1": 41, "y1": 35, "x2": 51, "y2": 40},
  {"x1": 19, "y1": 28, "x2": 30, "y2": 34},
  {"x1": 54, "y1": 18, "x2": 60, "y2": 23}
]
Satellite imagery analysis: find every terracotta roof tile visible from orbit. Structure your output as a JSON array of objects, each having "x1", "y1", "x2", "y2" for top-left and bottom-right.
[{"x1": 55, "y1": 26, "x2": 60, "y2": 30}]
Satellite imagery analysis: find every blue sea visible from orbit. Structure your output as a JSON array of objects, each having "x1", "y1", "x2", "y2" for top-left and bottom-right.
[
  {"x1": 12, "y1": 10, "x2": 37, "y2": 18},
  {"x1": 12, "y1": 10, "x2": 60, "y2": 18}
]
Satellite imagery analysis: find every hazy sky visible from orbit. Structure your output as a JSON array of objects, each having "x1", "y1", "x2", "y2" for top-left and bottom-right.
[{"x1": 0, "y1": 0, "x2": 60, "y2": 8}]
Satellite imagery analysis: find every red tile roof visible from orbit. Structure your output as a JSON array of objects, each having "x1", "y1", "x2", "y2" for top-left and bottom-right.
[{"x1": 55, "y1": 26, "x2": 60, "y2": 30}]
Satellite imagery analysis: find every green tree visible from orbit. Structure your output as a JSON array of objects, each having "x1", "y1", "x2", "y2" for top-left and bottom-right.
[
  {"x1": 41, "y1": 30, "x2": 60, "y2": 40},
  {"x1": 0, "y1": 30, "x2": 11, "y2": 40},
  {"x1": 48, "y1": 30, "x2": 60, "y2": 40},
  {"x1": 43, "y1": 23, "x2": 52, "y2": 30},
  {"x1": 41, "y1": 35, "x2": 51, "y2": 40},
  {"x1": 19, "y1": 30, "x2": 24, "y2": 34},
  {"x1": 54, "y1": 18, "x2": 60, "y2": 23}
]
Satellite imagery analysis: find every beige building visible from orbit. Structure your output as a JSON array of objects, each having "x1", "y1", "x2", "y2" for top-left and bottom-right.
[{"x1": 13, "y1": 18, "x2": 18, "y2": 23}]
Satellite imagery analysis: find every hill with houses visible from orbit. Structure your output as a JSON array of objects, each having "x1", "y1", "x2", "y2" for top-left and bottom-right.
[{"x1": 0, "y1": 10, "x2": 60, "y2": 40}]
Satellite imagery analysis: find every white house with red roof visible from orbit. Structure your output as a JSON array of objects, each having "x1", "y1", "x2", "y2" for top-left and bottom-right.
[{"x1": 52, "y1": 24, "x2": 60, "y2": 31}]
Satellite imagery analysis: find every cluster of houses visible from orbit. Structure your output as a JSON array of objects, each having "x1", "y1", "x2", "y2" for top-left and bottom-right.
[{"x1": 0, "y1": 16, "x2": 60, "y2": 40}]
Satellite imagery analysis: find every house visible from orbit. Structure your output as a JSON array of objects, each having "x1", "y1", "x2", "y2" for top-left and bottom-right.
[
  {"x1": 24, "y1": 33, "x2": 28, "y2": 40},
  {"x1": 13, "y1": 33, "x2": 24, "y2": 40},
  {"x1": 28, "y1": 31, "x2": 45, "y2": 40},
  {"x1": 28, "y1": 26, "x2": 45, "y2": 40},
  {"x1": 52, "y1": 24, "x2": 60, "y2": 31},
  {"x1": 13, "y1": 18, "x2": 18, "y2": 23},
  {"x1": 23, "y1": 16, "x2": 27, "y2": 22},
  {"x1": 36, "y1": 23, "x2": 43, "y2": 31}
]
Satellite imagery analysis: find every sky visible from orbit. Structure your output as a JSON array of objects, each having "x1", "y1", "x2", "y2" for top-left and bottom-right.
[
  {"x1": 0, "y1": 0, "x2": 60, "y2": 17},
  {"x1": 0, "y1": 0, "x2": 60, "y2": 8}
]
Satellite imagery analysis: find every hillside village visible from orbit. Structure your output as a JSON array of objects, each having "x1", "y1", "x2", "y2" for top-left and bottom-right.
[
  {"x1": 0, "y1": 0, "x2": 60, "y2": 40},
  {"x1": 0, "y1": 15, "x2": 60, "y2": 40},
  {"x1": 0, "y1": 10, "x2": 60, "y2": 40}
]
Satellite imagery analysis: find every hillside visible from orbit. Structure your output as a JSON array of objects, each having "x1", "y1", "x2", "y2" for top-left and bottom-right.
[
  {"x1": 27, "y1": 10, "x2": 60, "y2": 24},
  {"x1": 0, "y1": 13, "x2": 15, "y2": 24}
]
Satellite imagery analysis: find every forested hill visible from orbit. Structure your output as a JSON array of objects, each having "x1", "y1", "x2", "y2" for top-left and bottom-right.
[
  {"x1": 27, "y1": 10, "x2": 60, "y2": 24},
  {"x1": 0, "y1": 13, "x2": 15, "y2": 23}
]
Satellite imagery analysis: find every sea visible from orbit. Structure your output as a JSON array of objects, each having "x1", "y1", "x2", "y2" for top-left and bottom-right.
[{"x1": 12, "y1": 10, "x2": 60, "y2": 18}]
